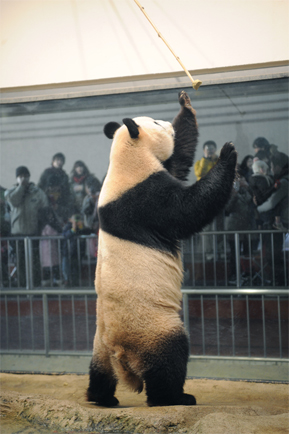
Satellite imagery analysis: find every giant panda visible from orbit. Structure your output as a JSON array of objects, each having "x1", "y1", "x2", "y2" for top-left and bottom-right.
[{"x1": 87, "y1": 91, "x2": 237, "y2": 407}]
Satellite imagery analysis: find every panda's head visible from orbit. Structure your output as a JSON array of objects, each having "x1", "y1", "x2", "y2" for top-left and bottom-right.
[{"x1": 104, "y1": 117, "x2": 175, "y2": 163}]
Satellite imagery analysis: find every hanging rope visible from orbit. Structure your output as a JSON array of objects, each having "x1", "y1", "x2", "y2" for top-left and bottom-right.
[{"x1": 133, "y1": 0, "x2": 202, "y2": 90}]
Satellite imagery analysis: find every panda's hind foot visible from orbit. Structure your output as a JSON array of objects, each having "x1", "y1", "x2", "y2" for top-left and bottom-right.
[
  {"x1": 87, "y1": 389, "x2": 119, "y2": 407},
  {"x1": 180, "y1": 393, "x2": 197, "y2": 406}
]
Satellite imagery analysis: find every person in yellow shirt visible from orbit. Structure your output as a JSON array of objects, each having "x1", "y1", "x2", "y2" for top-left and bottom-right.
[
  {"x1": 194, "y1": 141, "x2": 222, "y2": 259},
  {"x1": 194, "y1": 140, "x2": 218, "y2": 181}
]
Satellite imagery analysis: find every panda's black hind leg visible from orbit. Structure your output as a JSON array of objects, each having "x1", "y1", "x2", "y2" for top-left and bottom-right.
[
  {"x1": 143, "y1": 332, "x2": 197, "y2": 407},
  {"x1": 87, "y1": 358, "x2": 119, "y2": 407}
]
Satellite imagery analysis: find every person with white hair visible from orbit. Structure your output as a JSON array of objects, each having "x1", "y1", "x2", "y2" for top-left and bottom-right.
[
  {"x1": 250, "y1": 160, "x2": 273, "y2": 204},
  {"x1": 249, "y1": 160, "x2": 274, "y2": 229}
]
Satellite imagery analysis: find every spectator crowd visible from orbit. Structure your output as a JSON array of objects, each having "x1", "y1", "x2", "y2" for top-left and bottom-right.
[
  {"x1": 1, "y1": 137, "x2": 288, "y2": 288},
  {"x1": 1, "y1": 153, "x2": 102, "y2": 288},
  {"x1": 194, "y1": 137, "x2": 288, "y2": 285}
]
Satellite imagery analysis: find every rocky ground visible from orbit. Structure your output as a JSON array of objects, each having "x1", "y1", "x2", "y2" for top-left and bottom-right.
[{"x1": 0, "y1": 373, "x2": 288, "y2": 434}]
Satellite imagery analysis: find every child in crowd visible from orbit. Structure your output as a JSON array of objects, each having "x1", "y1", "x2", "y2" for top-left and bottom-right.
[{"x1": 62, "y1": 214, "x2": 91, "y2": 287}]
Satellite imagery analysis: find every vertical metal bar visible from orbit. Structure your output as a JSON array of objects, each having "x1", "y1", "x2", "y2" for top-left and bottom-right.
[
  {"x1": 42, "y1": 294, "x2": 50, "y2": 356},
  {"x1": 40, "y1": 241, "x2": 44, "y2": 284},
  {"x1": 24, "y1": 237, "x2": 32, "y2": 289},
  {"x1": 248, "y1": 233, "x2": 252, "y2": 286},
  {"x1": 87, "y1": 239, "x2": 92, "y2": 287},
  {"x1": 235, "y1": 233, "x2": 241, "y2": 287},
  {"x1": 191, "y1": 236, "x2": 196, "y2": 287},
  {"x1": 224, "y1": 234, "x2": 228, "y2": 287},
  {"x1": 7, "y1": 240, "x2": 12, "y2": 289},
  {"x1": 59, "y1": 295, "x2": 63, "y2": 351},
  {"x1": 277, "y1": 295, "x2": 282, "y2": 358},
  {"x1": 58, "y1": 238, "x2": 62, "y2": 285},
  {"x1": 16, "y1": 240, "x2": 20, "y2": 288},
  {"x1": 271, "y1": 233, "x2": 275, "y2": 287},
  {"x1": 202, "y1": 236, "x2": 206, "y2": 286},
  {"x1": 17, "y1": 295, "x2": 22, "y2": 350},
  {"x1": 49, "y1": 238, "x2": 53, "y2": 287},
  {"x1": 262, "y1": 295, "x2": 266, "y2": 358},
  {"x1": 77, "y1": 238, "x2": 81, "y2": 287},
  {"x1": 213, "y1": 234, "x2": 217, "y2": 287},
  {"x1": 5, "y1": 295, "x2": 9, "y2": 349},
  {"x1": 72, "y1": 295, "x2": 76, "y2": 350},
  {"x1": 201, "y1": 295, "x2": 205, "y2": 355},
  {"x1": 231, "y1": 295, "x2": 235, "y2": 356},
  {"x1": 68, "y1": 239, "x2": 71, "y2": 286},
  {"x1": 30, "y1": 295, "x2": 35, "y2": 350},
  {"x1": 283, "y1": 233, "x2": 287, "y2": 288},
  {"x1": 260, "y1": 234, "x2": 264, "y2": 286},
  {"x1": 246, "y1": 295, "x2": 251, "y2": 357},
  {"x1": 182, "y1": 293, "x2": 190, "y2": 340},
  {"x1": 85, "y1": 295, "x2": 89, "y2": 350},
  {"x1": 216, "y1": 295, "x2": 220, "y2": 356},
  {"x1": 25, "y1": 237, "x2": 32, "y2": 289}
]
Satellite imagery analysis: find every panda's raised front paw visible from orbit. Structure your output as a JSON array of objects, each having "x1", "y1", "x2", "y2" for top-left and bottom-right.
[
  {"x1": 178, "y1": 91, "x2": 191, "y2": 107},
  {"x1": 220, "y1": 142, "x2": 237, "y2": 165}
]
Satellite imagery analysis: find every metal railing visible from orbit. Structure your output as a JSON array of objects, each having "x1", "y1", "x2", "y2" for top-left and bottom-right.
[
  {"x1": 182, "y1": 288, "x2": 288, "y2": 361},
  {"x1": 0, "y1": 230, "x2": 288, "y2": 363},
  {"x1": 0, "y1": 288, "x2": 288, "y2": 361},
  {"x1": 182, "y1": 229, "x2": 288, "y2": 289},
  {"x1": 0, "y1": 234, "x2": 98, "y2": 290},
  {"x1": 1, "y1": 230, "x2": 288, "y2": 290}
]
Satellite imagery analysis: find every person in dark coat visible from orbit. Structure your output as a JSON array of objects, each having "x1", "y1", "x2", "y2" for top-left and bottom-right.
[
  {"x1": 252, "y1": 137, "x2": 271, "y2": 160},
  {"x1": 239, "y1": 155, "x2": 253, "y2": 183},
  {"x1": 225, "y1": 173, "x2": 255, "y2": 283},
  {"x1": 70, "y1": 160, "x2": 91, "y2": 214},
  {"x1": 38, "y1": 153, "x2": 72, "y2": 223}
]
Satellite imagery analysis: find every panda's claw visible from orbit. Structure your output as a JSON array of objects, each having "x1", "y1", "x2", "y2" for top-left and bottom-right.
[
  {"x1": 220, "y1": 142, "x2": 237, "y2": 163},
  {"x1": 178, "y1": 90, "x2": 191, "y2": 107}
]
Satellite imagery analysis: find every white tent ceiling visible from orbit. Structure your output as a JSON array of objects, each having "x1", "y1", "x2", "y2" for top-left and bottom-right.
[{"x1": 0, "y1": 0, "x2": 288, "y2": 89}]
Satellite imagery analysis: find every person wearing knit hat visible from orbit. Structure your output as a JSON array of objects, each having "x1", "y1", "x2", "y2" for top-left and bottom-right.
[
  {"x1": 15, "y1": 166, "x2": 30, "y2": 178},
  {"x1": 5, "y1": 167, "x2": 48, "y2": 288}
]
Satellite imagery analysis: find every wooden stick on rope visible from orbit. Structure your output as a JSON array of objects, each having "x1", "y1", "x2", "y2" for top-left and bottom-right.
[{"x1": 133, "y1": 0, "x2": 202, "y2": 90}]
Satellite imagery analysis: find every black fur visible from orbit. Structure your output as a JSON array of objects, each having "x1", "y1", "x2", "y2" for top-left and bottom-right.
[
  {"x1": 123, "y1": 118, "x2": 140, "y2": 139},
  {"x1": 87, "y1": 359, "x2": 119, "y2": 407},
  {"x1": 104, "y1": 122, "x2": 121, "y2": 139},
  {"x1": 163, "y1": 91, "x2": 198, "y2": 181},
  {"x1": 99, "y1": 143, "x2": 237, "y2": 256},
  {"x1": 143, "y1": 332, "x2": 196, "y2": 406}
]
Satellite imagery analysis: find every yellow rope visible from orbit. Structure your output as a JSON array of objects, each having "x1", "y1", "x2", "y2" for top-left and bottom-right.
[{"x1": 133, "y1": 0, "x2": 202, "y2": 90}]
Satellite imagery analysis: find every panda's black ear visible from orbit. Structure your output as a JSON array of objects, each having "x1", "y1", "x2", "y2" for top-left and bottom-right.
[
  {"x1": 104, "y1": 122, "x2": 121, "y2": 139},
  {"x1": 123, "y1": 118, "x2": 139, "y2": 139}
]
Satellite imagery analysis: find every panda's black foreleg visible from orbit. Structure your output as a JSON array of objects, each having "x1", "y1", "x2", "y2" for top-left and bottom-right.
[
  {"x1": 87, "y1": 358, "x2": 119, "y2": 407},
  {"x1": 143, "y1": 332, "x2": 196, "y2": 406}
]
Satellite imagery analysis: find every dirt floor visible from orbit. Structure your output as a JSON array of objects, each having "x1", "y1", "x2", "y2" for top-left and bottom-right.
[{"x1": 0, "y1": 373, "x2": 288, "y2": 434}]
